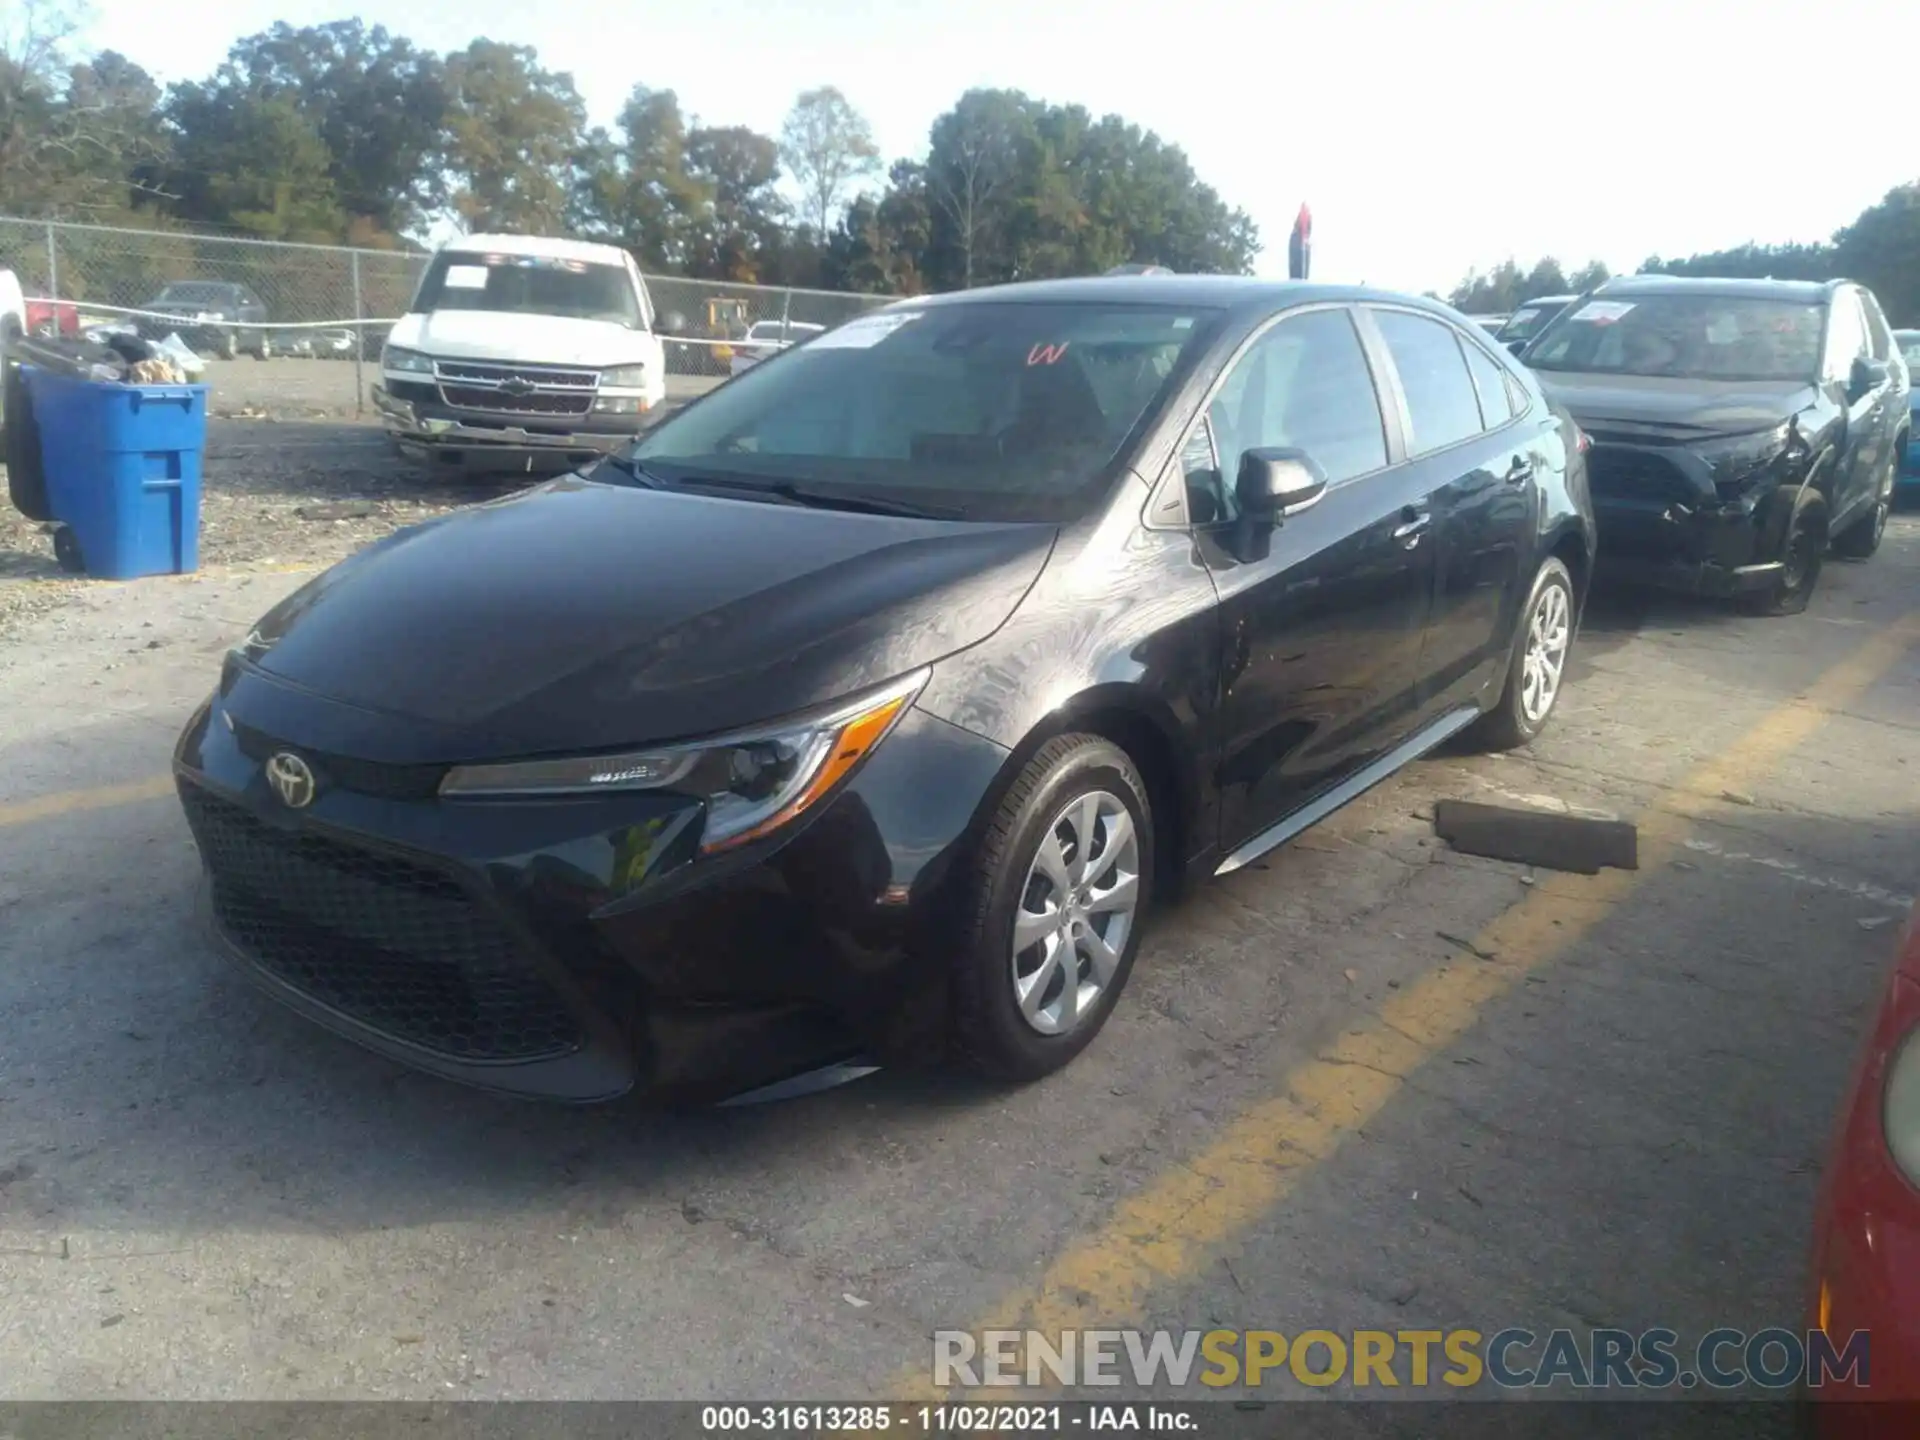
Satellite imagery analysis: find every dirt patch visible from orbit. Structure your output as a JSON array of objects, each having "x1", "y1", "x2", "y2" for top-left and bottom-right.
[{"x1": 0, "y1": 417, "x2": 535, "y2": 642}]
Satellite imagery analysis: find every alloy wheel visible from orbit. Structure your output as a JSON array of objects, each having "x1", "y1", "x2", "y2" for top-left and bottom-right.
[
  {"x1": 1519, "y1": 581, "x2": 1571, "y2": 726},
  {"x1": 1010, "y1": 789, "x2": 1142, "y2": 1037}
]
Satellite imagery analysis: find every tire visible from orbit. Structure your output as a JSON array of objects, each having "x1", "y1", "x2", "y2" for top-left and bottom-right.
[
  {"x1": 4, "y1": 360, "x2": 53, "y2": 523},
  {"x1": 52, "y1": 525, "x2": 83, "y2": 574},
  {"x1": 1739, "y1": 488, "x2": 1827, "y2": 617},
  {"x1": 216, "y1": 330, "x2": 237, "y2": 361},
  {"x1": 1831, "y1": 455, "x2": 1894, "y2": 561},
  {"x1": 951, "y1": 734, "x2": 1154, "y2": 1082},
  {"x1": 1465, "y1": 556, "x2": 1576, "y2": 752},
  {"x1": 253, "y1": 333, "x2": 272, "y2": 361}
]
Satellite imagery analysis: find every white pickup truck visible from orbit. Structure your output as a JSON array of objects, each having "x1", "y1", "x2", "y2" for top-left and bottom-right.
[{"x1": 372, "y1": 235, "x2": 669, "y2": 474}]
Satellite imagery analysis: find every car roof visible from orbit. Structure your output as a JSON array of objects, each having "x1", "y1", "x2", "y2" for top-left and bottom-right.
[
  {"x1": 883, "y1": 275, "x2": 1466, "y2": 323},
  {"x1": 1895, "y1": 329, "x2": 1920, "y2": 340},
  {"x1": 1595, "y1": 273, "x2": 1842, "y2": 303},
  {"x1": 444, "y1": 233, "x2": 631, "y2": 267},
  {"x1": 1515, "y1": 295, "x2": 1579, "y2": 306}
]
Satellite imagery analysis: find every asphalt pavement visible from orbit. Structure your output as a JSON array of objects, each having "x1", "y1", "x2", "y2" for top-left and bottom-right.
[{"x1": 1, "y1": 513, "x2": 1916, "y2": 1415}]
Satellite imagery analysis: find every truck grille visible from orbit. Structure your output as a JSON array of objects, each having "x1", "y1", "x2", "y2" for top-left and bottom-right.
[
  {"x1": 180, "y1": 783, "x2": 581, "y2": 1063},
  {"x1": 434, "y1": 359, "x2": 597, "y2": 417}
]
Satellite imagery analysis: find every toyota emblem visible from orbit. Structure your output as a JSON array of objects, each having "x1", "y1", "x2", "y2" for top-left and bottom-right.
[{"x1": 265, "y1": 752, "x2": 317, "y2": 809}]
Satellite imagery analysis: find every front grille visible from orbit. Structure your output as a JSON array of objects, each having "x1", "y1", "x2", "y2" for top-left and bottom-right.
[
  {"x1": 1586, "y1": 446, "x2": 1695, "y2": 505},
  {"x1": 440, "y1": 385, "x2": 592, "y2": 417},
  {"x1": 230, "y1": 723, "x2": 446, "y2": 801},
  {"x1": 180, "y1": 783, "x2": 581, "y2": 1063},
  {"x1": 436, "y1": 360, "x2": 598, "y2": 388}
]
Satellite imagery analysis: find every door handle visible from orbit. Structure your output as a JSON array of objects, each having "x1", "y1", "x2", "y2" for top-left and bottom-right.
[
  {"x1": 1392, "y1": 510, "x2": 1430, "y2": 546},
  {"x1": 1506, "y1": 456, "x2": 1535, "y2": 484}
]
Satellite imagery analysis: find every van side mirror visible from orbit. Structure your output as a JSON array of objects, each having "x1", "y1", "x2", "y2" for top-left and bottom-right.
[{"x1": 1235, "y1": 447, "x2": 1329, "y2": 523}]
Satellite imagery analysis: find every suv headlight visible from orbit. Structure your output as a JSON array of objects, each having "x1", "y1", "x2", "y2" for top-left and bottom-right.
[
  {"x1": 599, "y1": 364, "x2": 649, "y2": 390},
  {"x1": 1698, "y1": 421, "x2": 1797, "y2": 495},
  {"x1": 438, "y1": 669, "x2": 929, "y2": 854},
  {"x1": 382, "y1": 345, "x2": 433, "y2": 375}
]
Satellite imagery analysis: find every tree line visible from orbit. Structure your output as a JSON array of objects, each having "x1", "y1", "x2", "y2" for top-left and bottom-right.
[
  {"x1": 1450, "y1": 183, "x2": 1920, "y2": 326},
  {"x1": 0, "y1": 3, "x2": 1260, "y2": 292}
]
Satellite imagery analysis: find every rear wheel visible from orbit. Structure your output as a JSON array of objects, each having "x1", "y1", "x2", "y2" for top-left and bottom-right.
[
  {"x1": 1740, "y1": 489, "x2": 1827, "y2": 616},
  {"x1": 253, "y1": 332, "x2": 272, "y2": 361},
  {"x1": 1466, "y1": 556, "x2": 1575, "y2": 751},
  {"x1": 951, "y1": 735, "x2": 1152, "y2": 1082},
  {"x1": 216, "y1": 330, "x2": 237, "y2": 361},
  {"x1": 1832, "y1": 455, "x2": 1894, "y2": 561}
]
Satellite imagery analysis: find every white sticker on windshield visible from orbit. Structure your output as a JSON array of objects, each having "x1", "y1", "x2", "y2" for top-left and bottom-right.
[
  {"x1": 444, "y1": 265, "x2": 491, "y2": 289},
  {"x1": 1574, "y1": 301, "x2": 1635, "y2": 324},
  {"x1": 810, "y1": 312, "x2": 922, "y2": 349}
]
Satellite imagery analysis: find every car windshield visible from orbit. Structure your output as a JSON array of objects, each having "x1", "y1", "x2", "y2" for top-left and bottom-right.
[
  {"x1": 1526, "y1": 295, "x2": 1824, "y2": 382},
  {"x1": 412, "y1": 252, "x2": 640, "y2": 326},
  {"x1": 1498, "y1": 302, "x2": 1566, "y2": 342},
  {"x1": 155, "y1": 284, "x2": 233, "y2": 306},
  {"x1": 1897, "y1": 332, "x2": 1920, "y2": 367},
  {"x1": 633, "y1": 301, "x2": 1219, "y2": 523}
]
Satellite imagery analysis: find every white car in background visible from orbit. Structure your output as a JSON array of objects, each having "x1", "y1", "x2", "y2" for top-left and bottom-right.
[
  {"x1": 371, "y1": 234, "x2": 669, "y2": 473},
  {"x1": 729, "y1": 320, "x2": 825, "y2": 377}
]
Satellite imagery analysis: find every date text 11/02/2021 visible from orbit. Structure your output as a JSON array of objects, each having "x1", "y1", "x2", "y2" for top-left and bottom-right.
[{"x1": 699, "y1": 1406, "x2": 1194, "y2": 1432}]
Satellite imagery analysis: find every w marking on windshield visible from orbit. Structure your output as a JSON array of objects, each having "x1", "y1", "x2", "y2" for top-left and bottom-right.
[{"x1": 1027, "y1": 342, "x2": 1071, "y2": 366}]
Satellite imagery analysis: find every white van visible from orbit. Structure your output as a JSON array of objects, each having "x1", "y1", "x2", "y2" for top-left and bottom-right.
[{"x1": 372, "y1": 235, "x2": 669, "y2": 473}]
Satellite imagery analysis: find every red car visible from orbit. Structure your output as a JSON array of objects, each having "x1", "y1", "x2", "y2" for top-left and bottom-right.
[{"x1": 1806, "y1": 896, "x2": 1920, "y2": 1426}]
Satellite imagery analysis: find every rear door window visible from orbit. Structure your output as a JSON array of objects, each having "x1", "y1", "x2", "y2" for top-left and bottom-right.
[
  {"x1": 1372, "y1": 310, "x2": 1484, "y2": 454},
  {"x1": 1461, "y1": 340, "x2": 1514, "y2": 430}
]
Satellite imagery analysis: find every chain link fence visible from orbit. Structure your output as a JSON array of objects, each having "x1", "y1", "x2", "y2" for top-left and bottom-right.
[{"x1": 0, "y1": 216, "x2": 891, "y2": 412}]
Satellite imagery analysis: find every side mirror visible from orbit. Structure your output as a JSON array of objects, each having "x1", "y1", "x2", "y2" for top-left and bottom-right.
[
  {"x1": 1235, "y1": 447, "x2": 1329, "y2": 523},
  {"x1": 662, "y1": 311, "x2": 688, "y2": 337},
  {"x1": 1849, "y1": 356, "x2": 1890, "y2": 401}
]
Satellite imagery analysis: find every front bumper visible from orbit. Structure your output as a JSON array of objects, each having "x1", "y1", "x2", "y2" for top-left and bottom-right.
[
  {"x1": 372, "y1": 384, "x2": 651, "y2": 473},
  {"x1": 170, "y1": 666, "x2": 1009, "y2": 1103},
  {"x1": 1585, "y1": 439, "x2": 1797, "y2": 597}
]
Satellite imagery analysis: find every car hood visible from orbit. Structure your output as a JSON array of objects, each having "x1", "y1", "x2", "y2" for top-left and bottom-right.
[
  {"x1": 390, "y1": 310, "x2": 656, "y2": 367},
  {"x1": 229, "y1": 476, "x2": 1055, "y2": 764},
  {"x1": 1534, "y1": 370, "x2": 1815, "y2": 440}
]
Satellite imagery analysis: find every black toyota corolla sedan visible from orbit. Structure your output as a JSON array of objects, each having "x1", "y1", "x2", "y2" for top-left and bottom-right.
[
  {"x1": 1520, "y1": 275, "x2": 1910, "y2": 615},
  {"x1": 174, "y1": 277, "x2": 1595, "y2": 1104}
]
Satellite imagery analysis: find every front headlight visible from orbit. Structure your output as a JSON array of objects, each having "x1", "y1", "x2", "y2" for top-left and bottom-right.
[
  {"x1": 382, "y1": 345, "x2": 433, "y2": 375},
  {"x1": 438, "y1": 668, "x2": 930, "y2": 854},
  {"x1": 1697, "y1": 421, "x2": 1796, "y2": 494},
  {"x1": 599, "y1": 364, "x2": 649, "y2": 390}
]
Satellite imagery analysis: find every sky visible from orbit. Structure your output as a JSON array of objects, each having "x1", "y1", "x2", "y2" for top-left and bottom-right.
[{"x1": 76, "y1": 0, "x2": 1916, "y2": 296}]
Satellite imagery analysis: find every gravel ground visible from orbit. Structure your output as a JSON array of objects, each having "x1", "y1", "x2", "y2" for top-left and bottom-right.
[{"x1": 0, "y1": 361, "x2": 719, "y2": 642}]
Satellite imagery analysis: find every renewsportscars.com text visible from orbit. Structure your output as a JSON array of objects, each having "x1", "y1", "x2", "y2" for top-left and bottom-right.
[{"x1": 932, "y1": 1326, "x2": 1870, "y2": 1392}]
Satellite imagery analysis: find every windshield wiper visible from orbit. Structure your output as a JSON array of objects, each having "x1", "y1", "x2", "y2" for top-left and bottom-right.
[
  {"x1": 669, "y1": 474, "x2": 962, "y2": 520},
  {"x1": 590, "y1": 451, "x2": 669, "y2": 489}
]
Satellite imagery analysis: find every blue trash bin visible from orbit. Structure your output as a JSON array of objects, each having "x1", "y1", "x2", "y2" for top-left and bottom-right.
[{"x1": 22, "y1": 365, "x2": 208, "y2": 580}]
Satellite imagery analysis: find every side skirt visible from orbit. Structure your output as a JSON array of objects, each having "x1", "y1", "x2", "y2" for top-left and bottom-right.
[{"x1": 1213, "y1": 706, "x2": 1483, "y2": 877}]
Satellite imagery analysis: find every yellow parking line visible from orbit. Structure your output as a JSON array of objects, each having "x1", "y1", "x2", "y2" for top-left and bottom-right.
[
  {"x1": 0, "y1": 774, "x2": 175, "y2": 830},
  {"x1": 894, "y1": 612, "x2": 1920, "y2": 1401}
]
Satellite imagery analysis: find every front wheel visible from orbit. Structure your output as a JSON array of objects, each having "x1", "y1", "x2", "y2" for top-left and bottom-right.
[
  {"x1": 1466, "y1": 556, "x2": 1575, "y2": 751},
  {"x1": 1739, "y1": 489, "x2": 1826, "y2": 616},
  {"x1": 951, "y1": 734, "x2": 1153, "y2": 1082}
]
